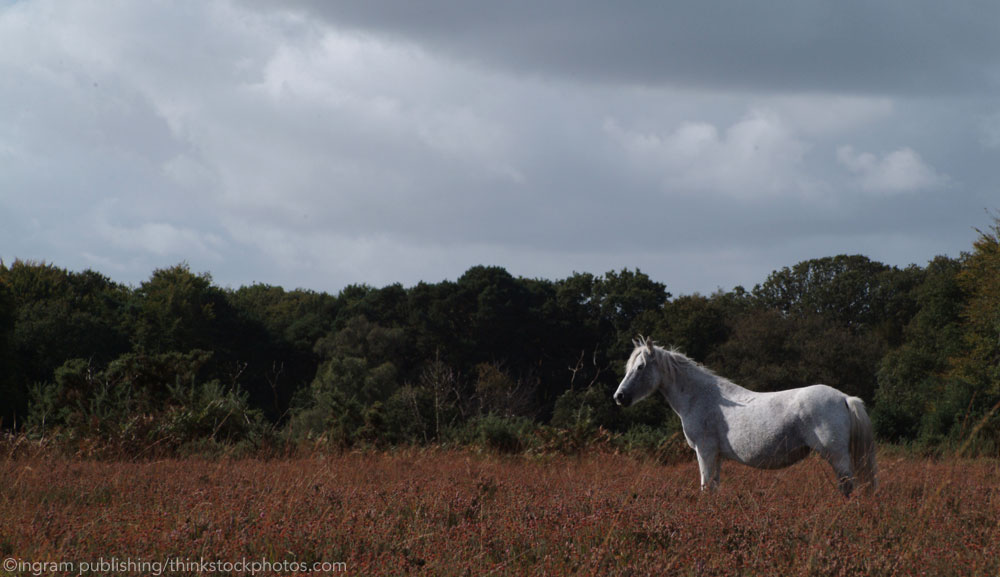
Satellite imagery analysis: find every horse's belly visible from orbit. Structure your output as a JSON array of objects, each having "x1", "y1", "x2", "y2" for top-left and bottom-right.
[{"x1": 720, "y1": 418, "x2": 811, "y2": 469}]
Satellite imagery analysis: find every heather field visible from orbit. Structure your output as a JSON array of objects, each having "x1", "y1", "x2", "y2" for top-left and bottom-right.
[{"x1": 2, "y1": 451, "x2": 998, "y2": 576}]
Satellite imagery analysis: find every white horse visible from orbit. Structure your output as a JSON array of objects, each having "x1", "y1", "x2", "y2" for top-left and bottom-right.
[{"x1": 613, "y1": 337, "x2": 877, "y2": 496}]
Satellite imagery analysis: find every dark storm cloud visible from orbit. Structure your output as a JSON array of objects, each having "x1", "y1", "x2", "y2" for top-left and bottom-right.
[{"x1": 263, "y1": 0, "x2": 1000, "y2": 94}]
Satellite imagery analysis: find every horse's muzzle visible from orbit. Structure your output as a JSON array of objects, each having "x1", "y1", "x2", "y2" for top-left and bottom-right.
[{"x1": 614, "y1": 391, "x2": 630, "y2": 407}]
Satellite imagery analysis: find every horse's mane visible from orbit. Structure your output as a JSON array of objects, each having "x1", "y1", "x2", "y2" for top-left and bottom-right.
[
  {"x1": 655, "y1": 346, "x2": 717, "y2": 383},
  {"x1": 631, "y1": 336, "x2": 734, "y2": 392}
]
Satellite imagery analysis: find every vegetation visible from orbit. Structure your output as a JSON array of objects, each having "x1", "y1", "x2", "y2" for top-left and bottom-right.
[
  {"x1": 2, "y1": 217, "x2": 1000, "y2": 456},
  {"x1": 1, "y1": 451, "x2": 998, "y2": 576}
]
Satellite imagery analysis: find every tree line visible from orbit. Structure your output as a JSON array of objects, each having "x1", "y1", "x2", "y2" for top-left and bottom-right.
[{"x1": 2, "y1": 219, "x2": 998, "y2": 456}]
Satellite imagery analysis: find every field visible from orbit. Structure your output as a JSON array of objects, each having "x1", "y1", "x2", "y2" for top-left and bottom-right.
[{"x1": 2, "y1": 450, "x2": 998, "y2": 576}]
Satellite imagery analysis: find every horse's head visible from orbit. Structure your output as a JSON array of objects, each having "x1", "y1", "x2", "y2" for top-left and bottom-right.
[{"x1": 614, "y1": 336, "x2": 661, "y2": 407}]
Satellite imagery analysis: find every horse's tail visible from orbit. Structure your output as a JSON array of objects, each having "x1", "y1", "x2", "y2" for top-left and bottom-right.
[{"x1": 846, "y1": 396, "x2": 878, "y2": 494}]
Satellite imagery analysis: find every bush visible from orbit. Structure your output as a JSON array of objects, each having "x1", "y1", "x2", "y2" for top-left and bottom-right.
[
  {"x1": 22, "y1": 351, "x2": 266, "y2": 456},
  {"x1": 552, "y1": 384, "x2": 673, "y2": 433},
  {"x1": 158, "y1": 379, "x2": 265, "y2": 447},
  {"x1": 618, "y1": 423, "x2": 689, "y2": 464},
  {"x1": 451, "y1": 414, "x2": 537, "y2": 454},
  {"x1": 382, "y1": 384, "x2": 461, "y2": 445}
]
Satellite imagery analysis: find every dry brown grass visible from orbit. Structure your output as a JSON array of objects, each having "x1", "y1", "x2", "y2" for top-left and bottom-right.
[{"x1": 1, "y1": 450, "x2": 998, "y2": 576}]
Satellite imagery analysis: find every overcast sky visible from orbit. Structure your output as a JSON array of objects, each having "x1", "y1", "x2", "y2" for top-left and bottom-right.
[{"x1": 2, "y1": 1, "x2": 998, "y2": 296}]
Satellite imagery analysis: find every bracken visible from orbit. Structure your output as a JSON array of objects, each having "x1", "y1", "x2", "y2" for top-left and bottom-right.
[{"x1": 1, "y1": 451, "x2": 998, "y2": 576}]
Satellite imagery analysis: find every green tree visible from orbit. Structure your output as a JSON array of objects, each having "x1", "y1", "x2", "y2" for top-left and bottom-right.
[
  {"x1": 131, "y1": 264, "x2": 225, "y2": 354},
  {"x1": 227, "y1": 284, "x2": 337, "y2": 351},
  {"x1": 873, "y1": 256, "x2": 964, "y2": 443},
  {"x1": 132, "y1": 265, "x2": 302, "y2": 421},
  {"x1": 753, "y1": 255, "x2": 918, "y2": 338},
  {"x1": 454, "y1": 266, "x2": 543, "y2": 368},
  {"x1": 710, "y1": 308, "x2": 883, "y2": 400},
  {"x1": 0, "y1": 273, "x2": 16, "y2": 426},
  {"x1": 590, "y1": 269, "x2": 670, "y2": 347},
  {"x1": 555, "y1": 269, "x2": 669, "y2": 341},
  {"x1": 336, "y1": 282, "x2": 409, "y2": 329},
  {"x1": 407, "y1": 267, "x2": 569, "y2": 415},
  {"x1": 729, "y1": 255, "x2": 924, "y2": 403},
  {"x1": 288, "y1": 316, "x2": 405, "y2": 444},
  {"x1": 226, "y1": 284, "x2": 336, "y2": 420},
  {"x1": 312, "y1": 315, "x2": 405, "y2": 406},
  {"x1": 948, "y1": 219, "x2": 1000, "y2": 449},
  {"x1": 406, "y1": 279, "x2": 462, "y2": 367},
  {"x1": 2, "y1": 261, "x2": 130, "y2": 427},
  {"x1": 653, "y1": 289, "x2": 749, "y2": 362},
  {"x1": 552, "y1": 269, "x2": 670, "y2": 402},
  {"x1": 952, "y1": 221, "x2": 1000, "y2": 393}
]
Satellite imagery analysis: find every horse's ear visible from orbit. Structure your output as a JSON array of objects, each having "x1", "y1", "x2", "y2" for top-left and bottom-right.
[
  {"x1": 643, "y1": 335, "x2": 655, "y2": 350},
  {"x1": 633, "y1": 336, "x2": 644, "y2": 349}
]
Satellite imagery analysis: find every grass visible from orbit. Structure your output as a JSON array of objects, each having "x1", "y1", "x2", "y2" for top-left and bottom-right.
[{"x1": 1, "y1": 450, "x2": 998, "y2": 576}]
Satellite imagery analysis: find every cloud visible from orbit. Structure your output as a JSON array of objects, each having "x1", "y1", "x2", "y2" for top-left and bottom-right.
[
  {"x1": 758, "y1": 96, "x2": 894, "y2": 138},
  {"x1": 260, "y1": 0, "x2": 1000, "y2": 95},
  {"x1": 836, "y1": 146, "x2": 948, "y2": 194},
  {"x1": 604, "y1": 109, "x2": 818, "y2": 198},
  {"x1": 0, "y1": 0, "x2": 994, "y2": 298},
  {"x1": 94, "y1": 201, "x2": 227, "y2": 261},
  {"x1": 980, "y1": 112, "x2": 1000, "y2": 149}
]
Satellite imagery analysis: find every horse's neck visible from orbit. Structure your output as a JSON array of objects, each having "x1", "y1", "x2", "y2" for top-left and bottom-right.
[
  {"x1": 658, "y1": 354, "x2": 748, "y2": 415},
  {"x1": 660, "y1": 360, "x2": 715, "y2": 414}
]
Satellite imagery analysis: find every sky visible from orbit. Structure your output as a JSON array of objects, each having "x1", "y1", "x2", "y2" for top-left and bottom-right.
[{"x1": 2, "y1": 0, "x2": 998, "y2": 296}]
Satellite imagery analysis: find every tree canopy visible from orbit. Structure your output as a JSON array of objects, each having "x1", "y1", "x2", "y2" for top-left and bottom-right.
[{"x1": 2, "y1": 219, "x2": 998, "y2": 455}]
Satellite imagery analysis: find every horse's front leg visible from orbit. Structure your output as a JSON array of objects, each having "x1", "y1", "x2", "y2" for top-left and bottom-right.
[{"x1": 694, "y1": 445, "x2": 720, "y2": 491}]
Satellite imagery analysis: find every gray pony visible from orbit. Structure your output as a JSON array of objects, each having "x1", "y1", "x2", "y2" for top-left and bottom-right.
[{"x1": 614, "y1": 337, "x2": 877, "y2": 496}]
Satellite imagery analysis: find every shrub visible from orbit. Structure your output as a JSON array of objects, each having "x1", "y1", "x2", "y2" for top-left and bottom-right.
[
  {"x1": 454, "y1": 414, "x2": 537, "y2": 454},
  {"x1": 159, "y1": 379, "x2": 265, "y2": 446},
  {"x1": 22, "y1": 351, "x2": 266, "y2": 456},
  {"x1": 552, "y1": 384, "x2": 673, "y2": 433},
  {"x1": 618, "y1": 423, "x2": 689, "y2": 464}
]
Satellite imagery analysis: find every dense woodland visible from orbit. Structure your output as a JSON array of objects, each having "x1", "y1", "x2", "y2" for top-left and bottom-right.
[{"x1": 2, "y1": 218, "x2": 999, "y2": 457}]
